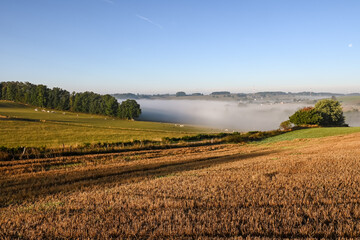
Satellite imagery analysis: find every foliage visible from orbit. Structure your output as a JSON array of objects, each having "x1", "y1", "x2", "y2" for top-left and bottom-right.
[
  {"x1": 118, "y1": 99, "x2": 141, "y2": 119},
  {"x1": 223, "y1": 130, "x2": 284, "y2": 143},
  {"x1": 162, "y1": 133, "x2": 229, "y2": 143},
  {"x1": 0, "y1": 81, "x2": 141, "y2": 118},
  {"x1": 315, "y1": 99, "x2": 345, "y2": 126},
  {"x1": 175, "y1": 91, "x2": 186, "y2": 97},
  {"x1": 279, "y1": 120, "x2": 292, "y2": 130},
  {"x1": 211, "y1": 91, "x2": 230, "y2": 95},
  {"x1": 289, "y1": 107, "x2": 322, "y2": 126},
  {"x1": 289, "y1": 99, "x2": 346, "y2": 127}
]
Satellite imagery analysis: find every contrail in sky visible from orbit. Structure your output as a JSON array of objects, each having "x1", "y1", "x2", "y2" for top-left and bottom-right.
[
  {"x1": 102, "y1": 0, "x2": 114, "y2": 4},
  {"x1": 136, "y1": 14, "x2": 163, "y2": 29}
]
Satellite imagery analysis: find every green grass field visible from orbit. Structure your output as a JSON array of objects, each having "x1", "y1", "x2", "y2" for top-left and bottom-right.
[
  {"x1": 0, "y1": 101, "x2": 216, "y2": 148},
  {"x1": 261, "y1": 127, "x2": 360, "y2": 144}
]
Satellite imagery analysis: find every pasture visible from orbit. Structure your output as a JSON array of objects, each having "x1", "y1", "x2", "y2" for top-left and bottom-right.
[{"x1": 0, "y1": 101, "x2": 214, "y2": 148}]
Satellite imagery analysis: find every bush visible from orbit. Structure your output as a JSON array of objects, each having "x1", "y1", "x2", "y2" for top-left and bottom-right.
[{"x1": 279, "y1": 120, "x2": 292, "y2": 130}]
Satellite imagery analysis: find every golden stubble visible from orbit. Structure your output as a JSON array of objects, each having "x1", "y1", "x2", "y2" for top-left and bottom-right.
[{"x1": 1, "y1": 133, "x2": 360, "y2": 238}]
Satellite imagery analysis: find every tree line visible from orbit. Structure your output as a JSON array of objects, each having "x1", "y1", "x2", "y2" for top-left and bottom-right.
[{"x1": 0, "y1": 81, "x2": 141, "y2": 119}]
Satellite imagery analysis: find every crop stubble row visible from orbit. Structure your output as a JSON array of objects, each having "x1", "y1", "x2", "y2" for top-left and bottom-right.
[{"x1": 1, "y1": 133, "x2": 360, "y2": 238}]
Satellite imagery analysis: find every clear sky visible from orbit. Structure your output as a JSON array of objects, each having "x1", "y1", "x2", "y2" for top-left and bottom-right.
[{"x1": 0, "y1": 0, "x2": 359, "y2": 94}]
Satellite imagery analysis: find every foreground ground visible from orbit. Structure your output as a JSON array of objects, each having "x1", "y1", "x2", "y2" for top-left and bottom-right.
[
  {"x1": 1, "y1": 131, "x2": 360, "y2": 238},
  {"x1": 0, "y1": 101, "x2": 213, "y2": 147}
]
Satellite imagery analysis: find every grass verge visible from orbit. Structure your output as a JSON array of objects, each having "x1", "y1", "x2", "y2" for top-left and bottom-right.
[{"x1": 260, "y1": 127, "x2": 360, "y2": 144}]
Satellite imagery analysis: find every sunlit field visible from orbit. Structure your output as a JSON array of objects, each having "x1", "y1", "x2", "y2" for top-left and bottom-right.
[
  {"x1": 0, "y1": 101, "x2": 215, "y2": 148},
  {"x1": 1, "y1": 132, "x2": 360, "y2": 238},
  {"x1": 259, "y1": 127, "x2": 360, "y2": 144}
]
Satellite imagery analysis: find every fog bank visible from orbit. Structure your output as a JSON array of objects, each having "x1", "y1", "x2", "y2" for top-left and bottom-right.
[
  {"x1": 344, "y1": 111, "x2": 360, "y2": 128},
  {"x1": 117, "y1": 99, "x2": 310, "y2": 131}
]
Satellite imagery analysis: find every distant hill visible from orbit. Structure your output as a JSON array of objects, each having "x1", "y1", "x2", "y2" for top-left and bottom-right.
[{"x1": 112, "y1": 91, "x2": 360, "y2": 100}]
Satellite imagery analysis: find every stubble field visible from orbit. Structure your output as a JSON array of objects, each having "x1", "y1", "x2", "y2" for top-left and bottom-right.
[{"x1": 1, "y1": 132, "x2": 360, "y2": 238}]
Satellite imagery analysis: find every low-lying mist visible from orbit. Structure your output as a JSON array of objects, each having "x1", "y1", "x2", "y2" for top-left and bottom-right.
[
  {"x1": 344, "y1": 111, "x2": 360, "y2": 128},
  {"x1": 118, "y1": 99, "x2": 300, "y2": 131},
  {"x1": 118, "y1": 99, "x2": 360, "y2": 131}
]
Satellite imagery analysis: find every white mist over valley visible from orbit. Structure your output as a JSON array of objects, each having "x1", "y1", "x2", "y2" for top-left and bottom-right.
[{"x1": 117, "y1": 99, "x2": 360, "y2": 131}]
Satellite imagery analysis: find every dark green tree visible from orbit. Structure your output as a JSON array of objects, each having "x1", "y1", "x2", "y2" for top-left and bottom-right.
[
  {"x1": 118, "y1": 99, "x2": 141, "y2": 119},
  {"x1": 36, "y1": 85, "x2": 48, "y2": 107},
  {"x1": 1, "y1": 84, "x2": 6, "y2": 100},
  {"x1": 72, "y1": 93, "x2": 83, "y2": 112},
  {"x1": 103, "y1": 95, "x2": 119, "y2": 116},
  {"x1": 58, "y1": 90, "x2": 70, "y2": 110},
  {"x1": 69, "y1": 91, "x2": 76, "y2": 111},
  {"x1": 289, "y1": 99, "x2": 346, "y2": 127},
  {"x1": 6, "y1": 82, "x2": 16, "y2": 101},
  {"x1": 289, "y1": 107, "x2": 322, "y2": 126},
  {"x1": 315, "y1": 99, "x2": 345, "y2": 126},
  {"x1": 176, "y1": 91, "x2": 186, "y2": 97},
  {"x1": 0, "y1": 81, "x2": 142, "y2": 118}
]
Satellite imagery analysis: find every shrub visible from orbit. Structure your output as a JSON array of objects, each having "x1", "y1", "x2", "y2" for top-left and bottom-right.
[{"x1": 279, "y1": 120, "x2": 292, "y2": 130}]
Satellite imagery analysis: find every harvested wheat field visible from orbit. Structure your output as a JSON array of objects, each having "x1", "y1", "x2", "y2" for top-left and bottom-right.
[{"x1": 1, "y1": 133, "x2": 360, "y2": 239}]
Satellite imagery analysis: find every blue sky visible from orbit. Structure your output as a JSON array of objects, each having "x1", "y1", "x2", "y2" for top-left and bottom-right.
[{"x1": 0, "y1": 0, "x2": 359, "y2": 94}]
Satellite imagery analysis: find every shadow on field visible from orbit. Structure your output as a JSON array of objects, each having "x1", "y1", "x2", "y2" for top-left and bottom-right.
[
  {"x1": 0, "y1": 148, "x2": 278, "y2": 207},
  {"x1": 0, "y1": 102, "x2": 29, "y2": 109},
  {"x1": 0, "y1": 116, "x2": 88, "y2": 124},
  {"x1": 0, "y1": 117, "x2": 39, "y2": 122}
]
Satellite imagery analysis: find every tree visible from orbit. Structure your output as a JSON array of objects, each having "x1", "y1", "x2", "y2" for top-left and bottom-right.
[
  {"x1": 103, "y1": 94, "x2": 119, "y2": 116},
  {"x1": 1, "y1": 84, "x2": 6, "y2": 100},
  {"x1": 72, "y1": 93, "x2": 83, "y2": 112},
  {"x1": 69, "y1": 91, "x2": 76, "y2": 111},
  {"x1": 6, "y1": 82, "x2": 16, "y2": 101},
  {"x1": 289, "y1": 99, "x2": 346, "y2": 127},
  {"x1": 0, "y1": 81, "x2": 144, "y2": 118},
  {"x1": 176, "y1": 91, "x2": 186, "y2": 97},
  {"x1": 36, "y1": 85, "x2": 47, "y2": 107},
  {"x1": 118, "y1": 99, "x2": 141, "y2": 119},
  {"x1": 315, "y1": 99, "x2": 345, "y2": 126},
  {"x1": 289, "y1": 107, "x2": 322, "y2": 126},
  {"x1": 58, "y1": 90, "x2": 70, "y2": 110}
]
